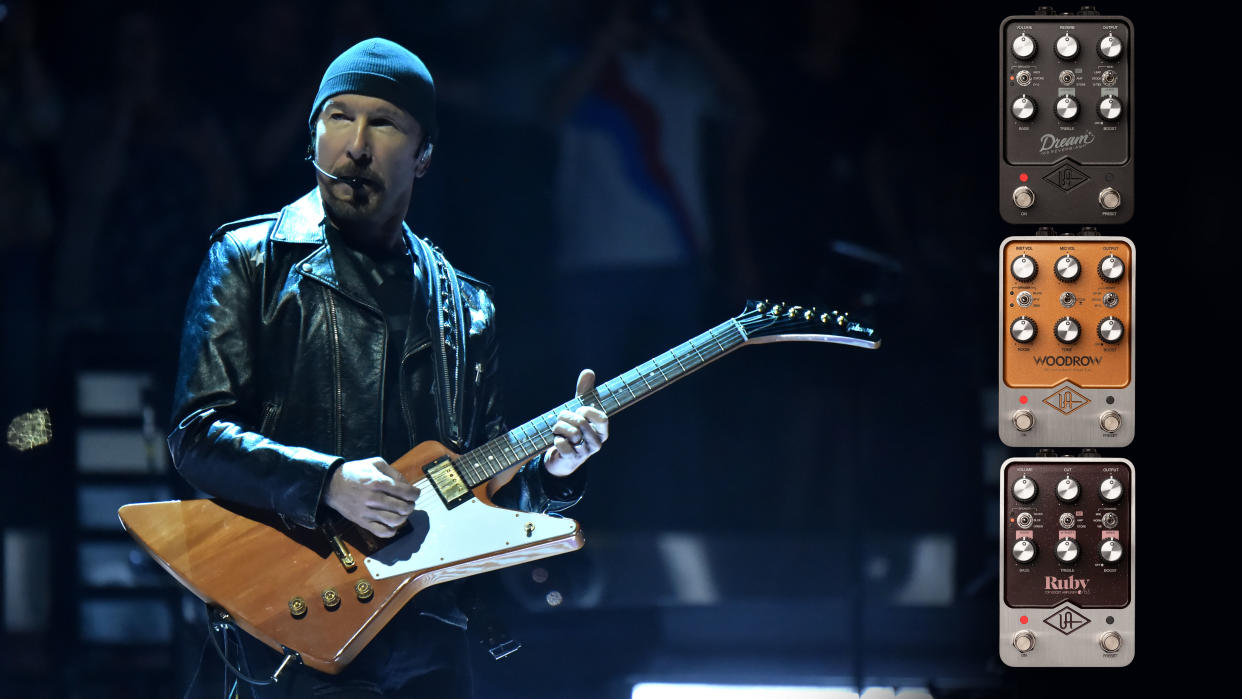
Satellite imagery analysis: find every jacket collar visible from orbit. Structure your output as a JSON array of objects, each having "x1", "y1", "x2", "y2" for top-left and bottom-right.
[{"x1": 274, "y1": 188, "x2": 432, "y2": 323}]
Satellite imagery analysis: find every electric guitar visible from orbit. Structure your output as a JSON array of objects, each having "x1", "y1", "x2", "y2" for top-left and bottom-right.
[{"x1": 118, "y1": 300, "x2": 879, "y2": 674}]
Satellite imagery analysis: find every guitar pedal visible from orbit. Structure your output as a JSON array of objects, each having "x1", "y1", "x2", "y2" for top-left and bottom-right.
[
  {"x1": 999, "y1": 236, "x2": 1134, "y2": 447},
  {"x1": 1000, "y1": 457, "x2": 1133, "y2": 667},
  {"x1": 1000, "y1": 14, "x2": 1133, "y2": 224}
]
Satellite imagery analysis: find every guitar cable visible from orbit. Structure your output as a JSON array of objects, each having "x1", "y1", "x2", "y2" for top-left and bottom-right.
[{"x1": 200, "y1": 608, "x2": 301, "y2": 689}]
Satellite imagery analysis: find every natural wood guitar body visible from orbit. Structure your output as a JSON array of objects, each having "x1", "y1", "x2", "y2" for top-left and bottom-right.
[{"x1": 118, "y1": 440, "x2": 584, "y2": 674}]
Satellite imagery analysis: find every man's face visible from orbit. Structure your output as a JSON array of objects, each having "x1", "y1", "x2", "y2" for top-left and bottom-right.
[{"x1": 313, "y1": 93, "x2": 425, "y2": 226}]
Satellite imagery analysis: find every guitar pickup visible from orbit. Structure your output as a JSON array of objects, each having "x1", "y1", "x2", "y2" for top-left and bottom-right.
[{"x1": 424, "y1": 458, "x2": 473, "y2": 509}]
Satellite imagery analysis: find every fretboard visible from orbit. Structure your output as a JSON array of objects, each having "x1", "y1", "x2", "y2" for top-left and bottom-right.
[{"x1": 454, "y1": 318, "x2": 749, "y2": 487}]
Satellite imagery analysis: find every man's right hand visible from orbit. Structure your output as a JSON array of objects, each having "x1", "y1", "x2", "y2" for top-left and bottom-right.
[{"x1": 324, "y1": 457, "x2": 419, "y2": 538}]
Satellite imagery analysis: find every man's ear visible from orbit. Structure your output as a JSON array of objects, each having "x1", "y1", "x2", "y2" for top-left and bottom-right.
[{"x1": 414, "y1": 142, "x2": 434, "y2": 178}]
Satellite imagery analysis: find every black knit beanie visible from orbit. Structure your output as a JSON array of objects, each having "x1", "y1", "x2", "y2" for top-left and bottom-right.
[{"x1": 308, "y1": 38, "x2": 438, "y2": 145}]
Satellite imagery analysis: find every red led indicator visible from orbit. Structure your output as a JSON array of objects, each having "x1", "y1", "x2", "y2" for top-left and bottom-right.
[
  {"x1": 1009, "y1": 75, "x2": 1015, "y2": 81},
  {"x1": 1019, "y1": 395, "x2": 1028, "y2": 404},
  {"x1": 1020, "y1": 615, "x2": 1029, "y2": 624},
  {"x1": 1019, "y1": 173, "x2": 1029, "y2": 182}
]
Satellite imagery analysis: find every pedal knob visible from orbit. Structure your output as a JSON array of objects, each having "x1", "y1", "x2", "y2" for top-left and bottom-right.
[
  {"x1": 1099, "y1": 476, "x2": 1124, "y2": 503},
  {"x1": 1055, "y1": 33, "x2": 1080, "y2": 59},
  {"x1": 1099, "y1": 538, "x2": 1124, "y2": 563},
  {"x1": 1011, "y1": 95, "x2": 1037, "y2": 121},
  {"x1": 1012, "y1": 538, "x2": 1038, "y2": 564},
  {"x1": 1012, "y1": 32, "x2": 1037, "y2": 60},
  {"x1": 1013, "y1": 630, "x2": 1036, "y2": 653},
  {"x1": 1055, "y1": 538, "x2": 1081, "y2": 564},
  {"x1": 1011, "y1": 254, "x2": 1038, "y2": 281},
  {"x1": 1054, "y1": 316, "x2": 1081, "y2": 344},
  {"x1": 1055, "y1": 95, "x2": 1080, "y2": 121},
  {"x1": 1055, "y1": 477, "x2": 1081, "y2": 503},
  {"x1": 1054, "y1": 254, "x2": 1081, "y2": 282},
  {"x1": 1012, "y1": 476, "x2": 1038, "y2": 503},
  {"x1": 1097, "y1": 33, "x2": 1123, "y2": 60},
  {"x1": 1098, "y1": 254, "x2": 1125, "y2": 281},
  {"x1": 1098, "y1": 96, "x2": 1123, "y2": 121},
  {"x1": 1097, "y1": 316, "x2": 1124, "y2": 344},
  {"x1": 1010, "y1": 316, "x2": 1037, "y2": 343}
]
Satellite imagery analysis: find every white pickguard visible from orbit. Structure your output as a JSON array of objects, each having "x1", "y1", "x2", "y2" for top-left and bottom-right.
[{"x1": 364, "y1": 478, "x2": 579, "y2": 580}]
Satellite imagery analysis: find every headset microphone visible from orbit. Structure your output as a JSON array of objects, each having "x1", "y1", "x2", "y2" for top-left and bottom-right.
[{"x1": 310, "y1": 159, "x2": 367, "y2": 188}]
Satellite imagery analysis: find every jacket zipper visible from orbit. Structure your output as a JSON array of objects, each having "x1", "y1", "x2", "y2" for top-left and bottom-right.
[
  {"x1": 326, "y1": 293, "x2": 344, "y2": 455},
  {"x1": 464, "y1": 361, "x2": 483, "y2": 447},
  {"x1": 260, "y1": 401, "x2": 279, "y2": 434},
  {"x1": 399, "y1": 339, "x2": 431, "y2": 450}
]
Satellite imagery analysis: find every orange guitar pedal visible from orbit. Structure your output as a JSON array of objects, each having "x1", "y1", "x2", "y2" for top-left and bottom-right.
[{"x1": 999, "y1": 236, "x2": 1134, "y2": 446}]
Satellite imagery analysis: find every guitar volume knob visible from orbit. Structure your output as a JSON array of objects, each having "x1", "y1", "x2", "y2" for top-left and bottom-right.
[
  {"x1": 289, "y1": 596, "x2": 308, "y2": 618},
  {"x1": 322, "y1": 588, "x2": 341, "y2": 610}
]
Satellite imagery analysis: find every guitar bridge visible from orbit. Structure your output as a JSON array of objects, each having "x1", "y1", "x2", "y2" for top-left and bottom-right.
[{"x1": 424, "y1": 457, "x2": 472, "y2": 509}]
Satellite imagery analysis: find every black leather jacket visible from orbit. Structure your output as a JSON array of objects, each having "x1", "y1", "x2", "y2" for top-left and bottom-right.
[{"x1": 168, "y1": 189, "x2": 583, "y2": 526}]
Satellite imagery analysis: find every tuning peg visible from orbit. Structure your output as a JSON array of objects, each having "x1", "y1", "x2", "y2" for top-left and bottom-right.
[
  {"x1": 771, "y1": 303, "x2": 784, "y2": 315},
  {"x1": 803, "y1": 309, "x2": 814, "y2": 321},
  {"x1": 787, "y1": 305, "x2": 803, "y2": 318},
  {"x1": 755, "y1": 301, "x2": 768, "y2": 312},
  {"x1": 819, "y1": 313, "x2": 831, "y2": 324}
]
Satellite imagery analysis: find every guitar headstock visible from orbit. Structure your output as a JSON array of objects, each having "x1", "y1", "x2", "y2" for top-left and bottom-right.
[{"x1": 734, "y1": 300, "x2": 881, "y2": 349}]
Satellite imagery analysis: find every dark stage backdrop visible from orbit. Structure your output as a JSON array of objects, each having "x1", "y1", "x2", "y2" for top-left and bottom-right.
[{"x1": 0, "y1": 1, "x2": 1219, "y2": 697}]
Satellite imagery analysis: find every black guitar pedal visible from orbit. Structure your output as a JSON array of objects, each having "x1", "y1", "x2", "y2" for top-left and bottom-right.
[{"x1": 1000, "y1": 13, "x2": 1133, "y2": 225}]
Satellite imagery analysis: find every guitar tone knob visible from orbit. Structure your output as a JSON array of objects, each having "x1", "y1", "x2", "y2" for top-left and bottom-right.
[
  {"x1": 355, "y1": 580, "x2": 374, "y2": 602},
  {"x1": 289, "y1": 596, "x2": 308, "y2": 618},
  {"x1": 321, "y1": 588, "x2": 341, "y2": 610}
]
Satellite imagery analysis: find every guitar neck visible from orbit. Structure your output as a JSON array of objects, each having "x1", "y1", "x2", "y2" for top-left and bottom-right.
[{"x1": 454, "y1": 318, "x2": 749, "y2": 487}]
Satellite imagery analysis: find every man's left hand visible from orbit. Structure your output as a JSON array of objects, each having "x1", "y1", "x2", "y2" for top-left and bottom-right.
[{"x1": 544, "y1": 369, "x2": 609, "y2": 477}]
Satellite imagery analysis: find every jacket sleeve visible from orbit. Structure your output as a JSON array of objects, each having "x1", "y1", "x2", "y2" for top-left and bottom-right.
[
  {"x1": 466, "y1": 288, "x2": 586, "y2": 514},
  {"x1": 167, "y1": 231, "x2": 340, "y2": 528}
]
